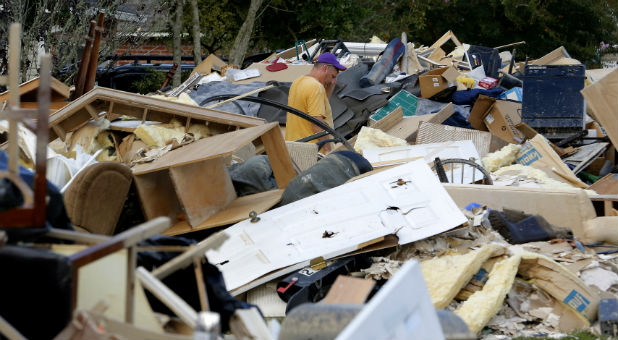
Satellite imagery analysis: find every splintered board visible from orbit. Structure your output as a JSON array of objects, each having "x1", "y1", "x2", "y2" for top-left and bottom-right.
[{"x1": 48, "y1": 87, "x2": 265, "y2": 141}]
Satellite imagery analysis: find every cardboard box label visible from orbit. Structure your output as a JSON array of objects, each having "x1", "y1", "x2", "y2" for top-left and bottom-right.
[
  {"x1": 484, "y1": 114, "x2": 495, "y2": 125},
  {"x1": 564, "y1": 289, "x2": 591, "y2": 313},
  {"x1": 517, "y1": 146, "x2": 543, "y2": 165}
]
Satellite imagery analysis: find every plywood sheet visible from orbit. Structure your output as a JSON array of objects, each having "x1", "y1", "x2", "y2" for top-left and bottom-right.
[
  {"x1": 170, "y1": 157, "x2": 236, "y2": 226},
  {"x1": 134, "y1": 171, "x2": 183, "y2": 221},
  {"x1": 163, "y1": 189, "x2": 284, "y2": 236},
  {"x1": 132, "y1": 123, "x2": 277, "y2": 175}
]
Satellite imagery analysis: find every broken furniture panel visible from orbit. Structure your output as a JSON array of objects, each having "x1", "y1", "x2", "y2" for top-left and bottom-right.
[
  {"x1": 48, "y1": 87, "x2": 266, "y2": 142},
  {"x1": 0, "y1": 24, "x2": 50, "y2": 228},
  {"x1": 206, "y1": 160, "x2": 467, "y2": 292},
  {"x1": 132, "y1": 122, "x2": 295, "y2": 235}
]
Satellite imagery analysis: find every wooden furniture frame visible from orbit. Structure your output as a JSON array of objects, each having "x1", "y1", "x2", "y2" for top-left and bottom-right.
[
  {"x1": 0, "y1": 76, "x2": 70, "y2": 114},
  {"x1": 48, "y1": 87, "x2": 265, "y2": 142},
  {"x1": 131, "y1": 122, "x2": 295, "y2": 236},
  {"x1": 0, "y1": 23, "x2": 50, "y2": 228},
  {"x1": 67, "y1": 216, "x2": 171, "y2": 322}
]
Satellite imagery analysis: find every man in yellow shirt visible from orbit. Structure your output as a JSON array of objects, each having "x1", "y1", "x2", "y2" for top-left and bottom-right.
[{"x1": 285, "y1": 52, "x2": 346, "y2": 152}]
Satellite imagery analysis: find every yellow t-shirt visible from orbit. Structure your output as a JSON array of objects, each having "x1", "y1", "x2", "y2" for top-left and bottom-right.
[{"x1": 285, "y1": 75, "x2": 334, "y2": 142}]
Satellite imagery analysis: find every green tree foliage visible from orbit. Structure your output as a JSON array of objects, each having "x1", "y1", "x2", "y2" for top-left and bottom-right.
[
  {"x1": 181, "y1": 0, "x2": 245, "y2": 55},
  {"x1": 251, "y1": 0, "x2": 617, "y2": 65},
  {"x1": 406, "y1": 0, "x2": 617, "y2": 64}
]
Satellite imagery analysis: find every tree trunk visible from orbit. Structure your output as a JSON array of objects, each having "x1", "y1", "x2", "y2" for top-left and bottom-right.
[
  {"x1": 172, "y1": 0, "x2": 184, "y2": 87},
  {"x1": 228, "y1": 0, "x2": 264, "y2": 67},
  {"x1": 190, "y1": 0, "x2": 201, "y2": 65}
]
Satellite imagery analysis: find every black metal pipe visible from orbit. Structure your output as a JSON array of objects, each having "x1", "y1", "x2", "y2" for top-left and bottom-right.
[{"x1": 199, "y1": 95, "x2": 355, "y2": 151}]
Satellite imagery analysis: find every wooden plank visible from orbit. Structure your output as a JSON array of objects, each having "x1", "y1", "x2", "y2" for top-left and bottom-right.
[
  {"x1": 169, "y1": 158, "x2": 237, "y2": 227},
  {"x1": 68, "y1": 217, "x2": 171, "y2": 269},
  {"x1": 132, "y1": 123, "x2": 276, "y2": 175},
  {"x1": 581, "y1": 69, "x2": 618, "y2": 149},
  {"x1": 134, "y1": 171, "x2": 183, "y2": 221},
  {"x1": 193, "y1": 257, "x2": 209, "y2": 311},
  {"x1": 0, "y1": 314, "x2": 26, "y2": 340},
  {"x1": 17, "y1": 101, "x2": 68, "y2": 111},
  {"x1": 46, "y1": 228, "x2": 110, "y2": 244},
  {"x1": 261, "y1": 127, "x2": 295, "y2": 188},
  {"x1": 126, "y1": 246, "x2": 137, "y2": 323},
  {"x1": 136, "y1": 267, "x2": 198, "y2": 329},
  {"x1": 163, "y1": 189, "x2": 283, "y2": 236},
  {"x1": 74, "y1": 21, "x2": 96, "y2": 98},
  {"x1": 7, "y1": 23, "x2": 20, "y2": 175},
  {"x1": 88, "y1": 312, "x2": 191, "y2": 340},
  {"x1": 321, "y1": 275, "x2": 375, "y2": 304},
  {"x1": 85, "y1": 103, "x2": 99, "y2": 119},
  {"x1": 152, "y1": 232, "x2": 229, "y2": 280}
]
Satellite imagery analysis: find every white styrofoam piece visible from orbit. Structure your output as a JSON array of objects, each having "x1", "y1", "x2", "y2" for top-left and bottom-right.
[
  {"x1": 363, "y1": 140, "x2": 484, "y2": 184},
  {"x1": 206, "y1": 160, "x2": 466, "y2": 291},
  {"x1": 336, "y1": 260, "x2": 445, "y2": 340}
]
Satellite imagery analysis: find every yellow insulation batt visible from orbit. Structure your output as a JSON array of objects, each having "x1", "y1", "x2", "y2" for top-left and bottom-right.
[
  {"x1": 134, "y1": 124, "x2": 185, "y2": 147},
  {"x1": 482, "y1": 143, "x2": 521, "y2": 172},
  {"x1": 421, "y1": 244, "x2": 504, "y2": 309},
  {"x1": 353, "y1": 126, "x2": 407, "y2": 153},
  {"x1": 454, "y1": 255, "x2": 521, "y2": 334}
]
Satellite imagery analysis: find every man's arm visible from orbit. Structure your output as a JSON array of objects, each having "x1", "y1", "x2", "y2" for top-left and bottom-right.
[{"x1": 306, "y1": 85, "x2": 332, "y2": 152}]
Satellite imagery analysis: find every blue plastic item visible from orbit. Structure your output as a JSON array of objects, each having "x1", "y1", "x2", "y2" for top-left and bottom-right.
[
  {"x1": 359, "y1": 38, "x2": 405, "y2": 88},
  {"x1": 521, "y1": 64, "x2": 585, "y2": 137}
]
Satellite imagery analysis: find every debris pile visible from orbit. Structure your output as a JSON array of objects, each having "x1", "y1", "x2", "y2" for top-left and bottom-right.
[{"x1": 1, "y1": 26, "x2": 617, "y2": 340}]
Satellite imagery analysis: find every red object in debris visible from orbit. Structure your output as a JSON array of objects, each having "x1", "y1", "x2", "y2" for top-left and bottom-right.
[
  {"x1": 479, "y1": 77, "x2": 498, "y2": 89},
  {"x1": 266, "y1": 61, "x2": 288, "y2": 72}
]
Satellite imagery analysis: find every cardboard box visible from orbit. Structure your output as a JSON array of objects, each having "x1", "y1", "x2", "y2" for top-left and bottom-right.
[
  {"x1": 419, "y1": 66, "x2": 460, "y2": 98},
  {"x1": 516, "y1": 134, "x2": 587, "y2": 188},
  {"x1": 468, "y1": 95, "x2": 494, "y2": 131},
  {"x1": 518, "y1": 254, "x2": 600, "y2": 323},
  {"x1": 479, "y1": 77, "x2": 498, "y2": 89},
  {"x1": 483, "y1": 100, "x2": 524, "y2": 144}
]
